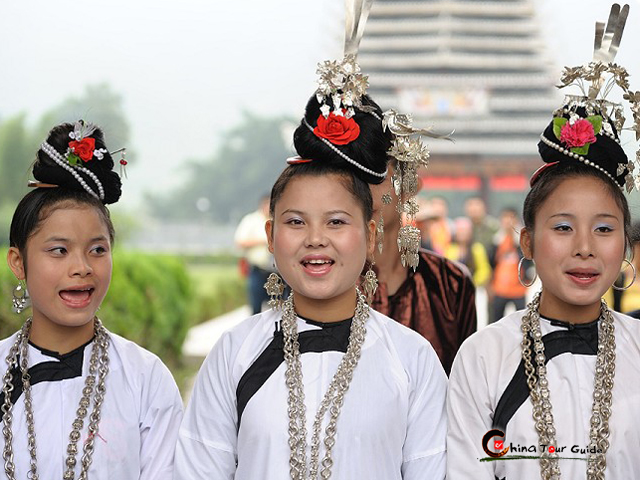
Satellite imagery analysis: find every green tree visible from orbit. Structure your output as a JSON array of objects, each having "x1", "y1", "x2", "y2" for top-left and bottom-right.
[
  {"x1": 0, "y1": 114, "x2": 35, "y2": 205},
  {"x1": 148, "y1": 112, "x2": 296, "y2": 223},
  {"x1": 36, "y1": 83, "x2": 131, "y2": 150}
]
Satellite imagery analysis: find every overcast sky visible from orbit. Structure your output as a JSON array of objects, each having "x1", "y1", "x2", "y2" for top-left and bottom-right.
[{"x1": 1, "y1": 0, "x2": 638, "y2": 209}]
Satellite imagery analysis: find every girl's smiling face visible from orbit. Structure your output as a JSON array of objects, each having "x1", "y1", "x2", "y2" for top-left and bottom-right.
[
  {"x1": 520, "y1": 175, "x2": 625, "y2": 322},
  {"x1": 266, "y1": 174, "x2": 375, "y2": 320},
  {"x1": 7, "y1": 206, "x2": 113, "y2": 343}
]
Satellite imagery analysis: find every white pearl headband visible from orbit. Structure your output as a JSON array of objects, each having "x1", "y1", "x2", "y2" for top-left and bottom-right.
[
  {"x1": 538, "y1": 134, "x2": 623, "y2": 191},
  {"x1": 302, "y1": 117, "x2": 387, "y2": 179},
  {"x1": 40, "y1": 142, "x2": 105, "y2": 200}
]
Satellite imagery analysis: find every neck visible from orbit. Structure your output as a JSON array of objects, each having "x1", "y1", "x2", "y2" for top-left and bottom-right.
[
  {"x1": 29, "y1": 316, "x2": 95, "y2": 354},
  {"x1": 293, "y1": 288, "x2": 358, "y2": 323},
  {"x1": 373, "y1": 220, "x2": 409, "y2": 292},
  {"x1": 538, "y1": 289, "x2": 602, "y2": 324}
]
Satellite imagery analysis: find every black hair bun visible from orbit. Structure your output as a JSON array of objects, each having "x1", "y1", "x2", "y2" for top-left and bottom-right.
[
  {"x1": 34, "y1": 121, "x2": 122, "y2": 204},
  {"x1": 537, "y1": 105, "x2": 628, "y2": 188},
  {"x1": 293, "y1": 94, "x2": 391, "y2": 185}
]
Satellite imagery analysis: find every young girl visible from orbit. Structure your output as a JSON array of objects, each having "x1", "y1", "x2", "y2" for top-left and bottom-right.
[
  {"x1": 2, "y1": 121, "x2": 183, "y2": 479},
  {"x1": 175, "y1": 57, "x2": 448, "y2": 479},
  {"x1": 447, "y1": 5, "x2": 640, "y2": 478}
]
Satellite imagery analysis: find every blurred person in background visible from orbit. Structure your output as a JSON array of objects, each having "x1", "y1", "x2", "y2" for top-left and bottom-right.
[
  {"x1": 372, "y1": 165, "x2": 477, "y2": 375},
  {"x1": 234, "y1": 195, "x2": 273, "y2": 314},
  {"x1": 424, "y1": 195, "x2": 454, "y2": 255},
  {"x1": 445, "y1": 216, "x2": 491, "y2": 288},
  {"x1": 464, "y1": 195, "x2": 499, "y2": 253},
  {"x1": 416, "y1": 196, "x2": 435, "y2": 250},
  {"x1": 488, "y1": 207, "x2": 530, "y2": 323}
]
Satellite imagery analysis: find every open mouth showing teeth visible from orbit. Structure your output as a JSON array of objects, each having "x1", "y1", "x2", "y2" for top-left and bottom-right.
[
  {"x1": 59, "y1": 288, "x2": 94, "y2": 303},
  {"x1": 568, "y1": 272, "x2": 597, "y2": 279},
  {"x1": 302, "y1": 259, "x2": 334, "y2": 266}
]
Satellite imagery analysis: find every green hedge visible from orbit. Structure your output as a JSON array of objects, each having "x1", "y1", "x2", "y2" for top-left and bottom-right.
[
  {"x1": 0, "y1": 258, "x2": 23, "y2": 339},
  {"x1": 0, "y1": 250, "x2": 194, "y2": 368},
  {"x1": 187, "y1": 263, "x2": 246, "y2": 326},
  {"x1": 100, "y1": 252, "x2": 194, "y2": 367}
]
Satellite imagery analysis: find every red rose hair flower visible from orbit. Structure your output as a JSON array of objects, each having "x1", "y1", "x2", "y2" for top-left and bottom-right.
[
  {"x1": 560, "y1": 119, "x2": 596, "y2": 148},
  {"x1": 313, "y1": 112, "x2": 360, "y2": 145},
  {"x1": 69, "y1": 137, "x2": 96, "y2": 162}
]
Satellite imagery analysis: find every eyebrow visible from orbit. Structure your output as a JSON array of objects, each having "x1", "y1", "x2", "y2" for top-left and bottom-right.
[
  {"x1": 280, "y1": 209, "x2": 353, "y2": 217},
  {"x1": 44, "y1": 236, "x2": 70, "y2": 243},
  {"x1": 549, "y1": 213, "x2": 620, "y2": 221},
  {"x1": 326, "y1": 210, "x2": 353, "y2": 217},
  {"x1": 44, "y1": 235, "x2": 109, "y2": 243}
]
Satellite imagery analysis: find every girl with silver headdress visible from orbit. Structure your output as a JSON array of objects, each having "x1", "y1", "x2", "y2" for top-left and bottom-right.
[
  {"x1": 175, "y1": 3, "x2": 447, "y2": 478},
  {"x1": 1, "y1": 121, "x2": 183, "y2": 479},
  {"x1": 447, "y1": 4, "x2": 640, "y2": 479}
]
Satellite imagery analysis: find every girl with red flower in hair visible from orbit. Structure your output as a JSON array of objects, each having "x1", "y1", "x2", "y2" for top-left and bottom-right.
[
  {"x1": 176, "y1": 53, "x2": 447, "y2": 480},
  {"x1": 0, "y1": 120, "x2": 183, "y2": 479}
]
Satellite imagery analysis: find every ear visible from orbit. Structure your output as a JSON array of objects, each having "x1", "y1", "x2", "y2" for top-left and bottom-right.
[
  {"x1": 520, "y1": 227, "x2": 533, "y2": 259},
  {"x1": 265, "y1": 219, "x2": 274, "y2": 254},
  {"x1": 367, "y1": 219, "x2": 376, "y2": 257},
  {"x1": 7, "y1": 247, "x2": 25, "y2": 280}
]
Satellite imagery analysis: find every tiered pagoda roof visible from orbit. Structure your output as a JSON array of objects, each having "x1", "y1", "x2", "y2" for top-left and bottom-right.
[{"x1": 359, "y1": 0, "x2": 561, "y2": 159}]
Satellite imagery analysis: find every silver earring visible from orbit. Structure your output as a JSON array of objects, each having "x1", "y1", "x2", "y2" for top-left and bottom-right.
[
  {"x1": 264, "y1": 273, "x2": 285, "y2": 310},
  {"x1": 377, "y1": 191, "x2": 392, "y2": 254},
  {"x1": 612, "y1": 259, "x2": 637, "y2": 291},
  {"x1": 518, "y1": 257, "x2": 537, "y2": 288},
  {"x1": 12, "y1": 280, "x2": 29, "y2": 314},
  {"x1": 363, "y1": 262, "x2": 378, "y2": 304},
  {"x1": 376, "y1": 214, "x2": 384, "y2": 254}
]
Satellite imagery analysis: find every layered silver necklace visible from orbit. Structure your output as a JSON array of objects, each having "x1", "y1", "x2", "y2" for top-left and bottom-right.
[
  {"x1": 520, "y1": 292, "x2": 616, "y2": 480},
  {"x1": 282, "y1": 289, "x2": 368, "y2": 480},
  {"x1": 1, "y1": 317, "x2": 110, "y2": 480}
]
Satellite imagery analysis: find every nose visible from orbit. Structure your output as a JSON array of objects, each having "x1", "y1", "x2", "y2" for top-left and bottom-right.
[
  {"x1": 69, "y1": 252, "x2": 93, "y2": 277},
  {"x1": 305, "y1": 223, "x2": 327, "y2": 248},
  {"x1": 573, "y1": 229, "x2": 594, "y2": 258}
]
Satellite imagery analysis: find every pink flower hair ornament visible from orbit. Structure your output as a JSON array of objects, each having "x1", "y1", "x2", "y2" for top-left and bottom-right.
[{"x1": 553, "y1": 115, "x2": 602, "y2": 155}]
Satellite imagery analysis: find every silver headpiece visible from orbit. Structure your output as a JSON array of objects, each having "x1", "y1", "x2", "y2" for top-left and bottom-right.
[
  {"x1": 380, "y1": 111, "x2": 454, "y2": 270},
  {"x1": 540, "y1": 4, "x2": 640, "y2": 192}
]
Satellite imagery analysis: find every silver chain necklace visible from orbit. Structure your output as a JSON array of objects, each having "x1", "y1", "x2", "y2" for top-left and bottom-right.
[
  {"x1": 1, "y1": 317, "x2": 110, "y2": 480},
  {"x1": 282, "y1": 289, "x2": 368, "y2": 480},
  {"x1": 520, "y1": 292, "x2": 616, "y2": 480}
]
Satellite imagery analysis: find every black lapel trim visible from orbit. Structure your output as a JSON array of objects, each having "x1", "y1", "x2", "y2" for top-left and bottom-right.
[
  {"x1": 492, "y1": 324, "x2": 598, "y2": 432},
  {"x1": 236, "y1": 319, "x2": 352, "y2": 428},
  {"x1": 0, "y1": 340, "x2": 90, "y2": 407}
]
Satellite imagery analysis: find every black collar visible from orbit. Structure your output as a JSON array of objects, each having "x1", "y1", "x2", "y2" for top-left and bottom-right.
[{"x1": 0, "y1": 336, "x2": 94, "y2": 406}]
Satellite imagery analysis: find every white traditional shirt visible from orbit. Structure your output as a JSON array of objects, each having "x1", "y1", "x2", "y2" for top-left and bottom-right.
[
  {"x1": 175, "y1": 308, "x2": 447, "y2": 479},
  {"x1": 447, "y1": 309, "x2": 640, "y2": 480},
  {"x1": 0, "y1": 330, "x2": 183, "y2": 480}
]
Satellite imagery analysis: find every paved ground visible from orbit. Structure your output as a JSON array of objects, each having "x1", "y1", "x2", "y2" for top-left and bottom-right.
[{"x1": 182, "y1": 305, "x2": 251, "y2": 360}]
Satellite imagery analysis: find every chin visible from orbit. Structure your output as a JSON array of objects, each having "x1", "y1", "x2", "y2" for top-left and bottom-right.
[{"x1": 50, "y1": 310, "x2": 98, "y2": 329}]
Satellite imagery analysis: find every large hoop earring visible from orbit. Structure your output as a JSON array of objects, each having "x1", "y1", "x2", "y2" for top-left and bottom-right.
[
  {"x1": 518, "y1": 257, "x2": 537, "y2": 288},
  {"x1": 612, "y1": 259, "x2": 637, "y2": 291}
]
